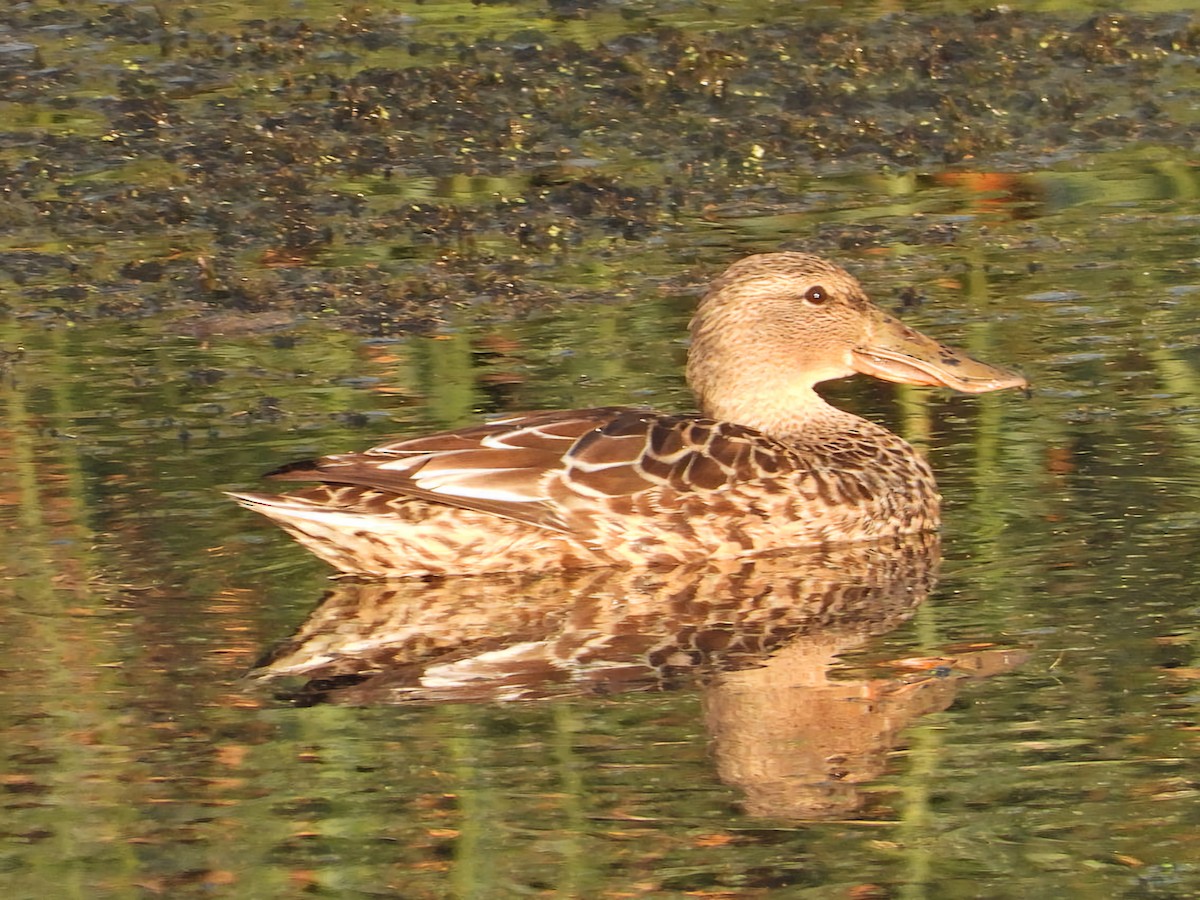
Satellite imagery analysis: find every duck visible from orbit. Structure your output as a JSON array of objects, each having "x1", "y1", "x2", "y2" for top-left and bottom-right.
[{"x1": 230, "y1": 252, "x2": 1026, "y2": 578}]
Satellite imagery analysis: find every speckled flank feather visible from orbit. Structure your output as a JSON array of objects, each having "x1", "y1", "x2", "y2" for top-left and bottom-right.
[{"x1": 231, "y1": 252, "x2": 1026, "y2": 577}]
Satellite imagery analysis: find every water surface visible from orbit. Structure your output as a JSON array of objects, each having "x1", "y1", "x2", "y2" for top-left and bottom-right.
[{"x1": 3, "y1": 1, "x2": 1200, "y2": 897}]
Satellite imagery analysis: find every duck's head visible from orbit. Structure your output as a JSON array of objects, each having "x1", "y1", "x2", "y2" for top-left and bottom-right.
[{"x1": 686, "y1": 252, "x2": 1027, "y2": 437}]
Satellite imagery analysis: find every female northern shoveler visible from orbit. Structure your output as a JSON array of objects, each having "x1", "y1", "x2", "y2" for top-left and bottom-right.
[{"x1": 231, "y1": 253, "x2": 1026, "y2": 577}]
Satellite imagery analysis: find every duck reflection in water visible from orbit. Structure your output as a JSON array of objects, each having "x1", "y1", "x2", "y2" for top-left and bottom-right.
[{"x1": 251, "y1": 534, "x2": 1026, "y2": 820}]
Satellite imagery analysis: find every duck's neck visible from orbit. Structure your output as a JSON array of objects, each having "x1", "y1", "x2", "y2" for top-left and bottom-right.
[{"x1": 699, "y1": 383, "x2": 874, "y2": 444}]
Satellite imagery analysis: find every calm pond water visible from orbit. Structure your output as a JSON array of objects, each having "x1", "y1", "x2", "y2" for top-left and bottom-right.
[{"x1": 4, "y1": 1, "x2": 1200, "y2": 898}]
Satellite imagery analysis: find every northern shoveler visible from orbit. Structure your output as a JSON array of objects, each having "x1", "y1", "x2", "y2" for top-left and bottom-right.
[{"x1": 231, "y1": 252, "x2": 1026, "y2": 577}]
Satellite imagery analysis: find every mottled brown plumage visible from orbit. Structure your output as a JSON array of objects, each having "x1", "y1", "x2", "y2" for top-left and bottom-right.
[{"x1": 231, "y1": 252, "x2": 1026, "y2": 577}]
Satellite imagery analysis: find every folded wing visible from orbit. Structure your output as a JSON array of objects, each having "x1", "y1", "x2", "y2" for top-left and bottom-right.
[{"x1": 266, "y1": 407, "x2": 798, "y2": 536}]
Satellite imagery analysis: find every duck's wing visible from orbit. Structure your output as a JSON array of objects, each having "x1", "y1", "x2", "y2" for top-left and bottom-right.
[{"x1": 265, "y1": 407, "x2": 792, "y2": 534}]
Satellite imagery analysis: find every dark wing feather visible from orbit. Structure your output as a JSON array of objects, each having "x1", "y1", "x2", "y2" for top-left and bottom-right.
[{"x1": 559, "y1": 412, "x2": 791, "y2": 499}]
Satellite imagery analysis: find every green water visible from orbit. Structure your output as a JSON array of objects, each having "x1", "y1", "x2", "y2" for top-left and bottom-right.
[{"x1": 3, "y1": 1, "x2": 1200, "y2": 897}]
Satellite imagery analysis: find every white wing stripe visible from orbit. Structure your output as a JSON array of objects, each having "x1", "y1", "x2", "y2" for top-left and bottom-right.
[
  {"x1": 480, "y1": 430, "x2": 576, "y2": 450},
  {"x1": 413, "y1": 469, "x2": 546, "y2": 503},
  {"x1": 565, "y1": 458, "x2": 632, "y2": 473},
  {"x1": 376, "y1": 454, "x2": 439, "y2": 471},
  {"x1": 414, "y1": 481, "x2": 545, "y2": 503}
]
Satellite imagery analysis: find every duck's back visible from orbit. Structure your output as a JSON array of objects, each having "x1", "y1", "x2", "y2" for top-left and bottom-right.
[{"x1": 231, "y1": 407, "x2": 939, "y2": 577}]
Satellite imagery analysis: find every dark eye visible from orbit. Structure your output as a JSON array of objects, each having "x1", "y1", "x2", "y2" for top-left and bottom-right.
[{"x1": 804, "y1": 285, "x2": 827, "y2": 304}]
